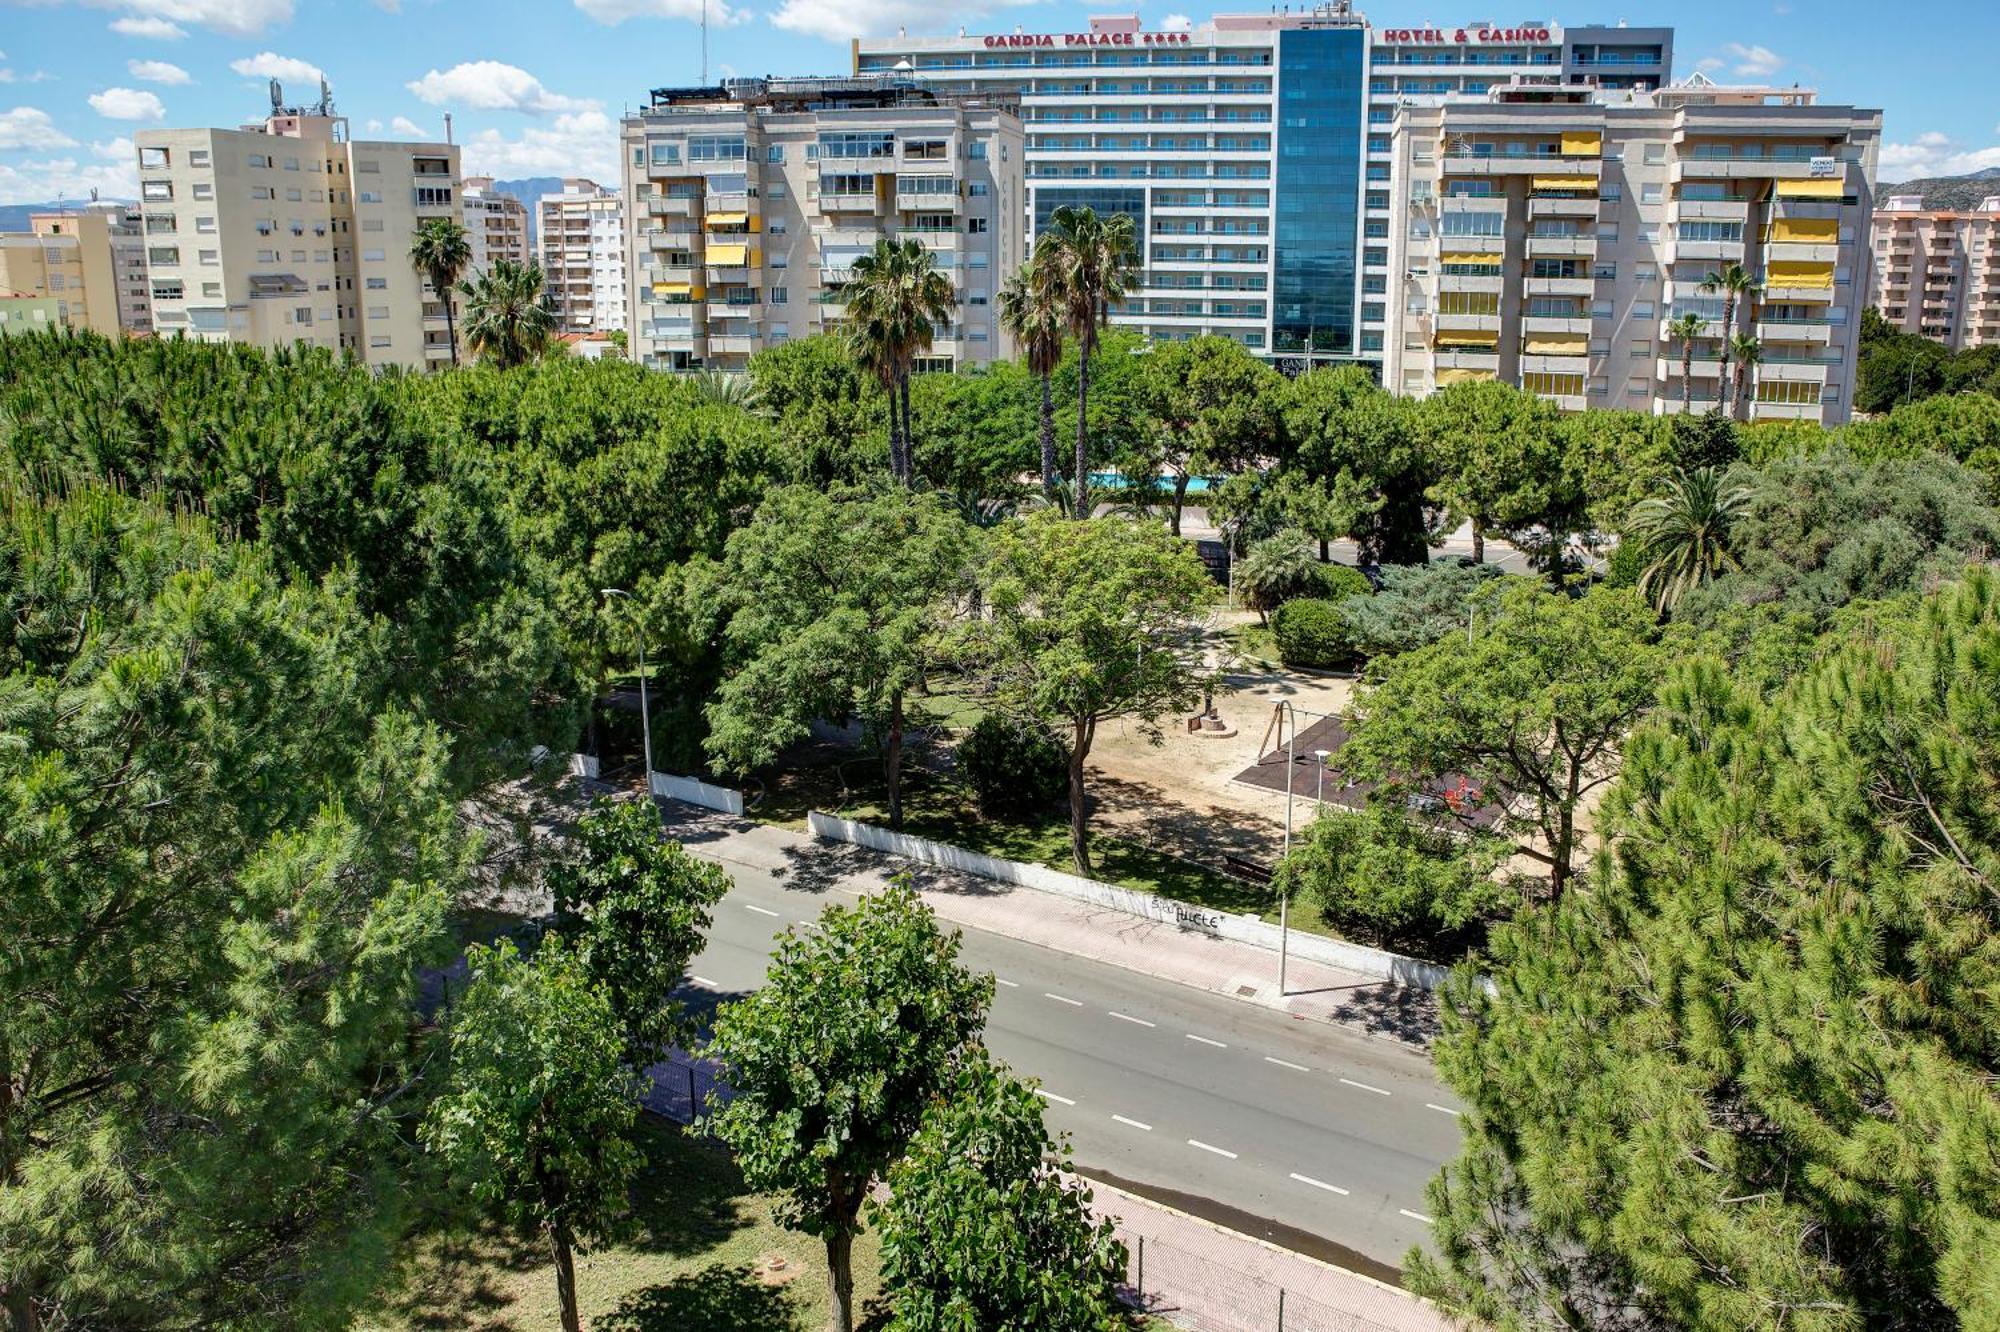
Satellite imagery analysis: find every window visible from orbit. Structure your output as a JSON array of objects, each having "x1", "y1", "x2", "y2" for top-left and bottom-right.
[
  {"x1": 147, "y1": 246, "x2": 179, "y2": 266},
  {"x1": 1599, "y1": 223, "x2": 1618, "y2": 242},
  {"x1": 1643, "y1": 143, "x2": 1666, "y2": 164},
  {"x1": 198, "y1": 249, "x2": 218, "y2": 265},
  {"x1": 201, "y1": 282, "x2": 221, "y2": 298},
  {"x1": 286, "y1": 187, "x2": 303, "y2": 202},
  {"x1": 293, "y1": 307, "x2": 312, "y2": 325},
  {"x1": 1631, "y1": 340, "x2": 1651, "y2": 357},
  {"x1": 969, "y1": 141, "x2": 988, "y2": 159},
  {"x1": 1441, "y1": 212, "x2": 1504, "y2": 238},
  {"x1": 967, "y1": 217, "x2": 988, "y2": 234},
  {"x1": 362, "y1": 219, "x2": 384, "y2": 232},
  {"x1": 968, "y1": 289, "x2": 989, "y2": 306},
  {"x1": 1627, "y1": 375, "x2": 1649, "y2": 396},
  {"x1": 767, "y1": 145, "x2": 785, "y2": 163},
  {"x1": 356, "y1": 159, "x2": 380, "y2": 173},
  {"x1": 770, "y1": 253, "x2": 788, "y2": 269},
  {"x1": 196, "y1": 215, "x2": 216, "y2": 233},
  {"x1": 1521, "y1": 372, "x2": 1584, "y2": 397},
  {"x1": 251, "y1": 186, "x2": 273, "y2": 201},
  {"x1": 1438, "y1": 290, "x2": 1499, "y2": 315},
  {"x1": 1592, "y1": 262, "x2": 1617, "y2": 280},
  {"x1": 366, "y1": 277, "x2": 388, "y2": 290},
  {"x1": 903, "y1": 139, "x2": 949, "y2": 161},
  {"x1": 150, "y1": 280, "x2": 183, "y2": 301},
  {"x1": 769, "y1": 323, "x2": 790, "y2": 339},
  {"x1": 1676, "y1": 220, "x2": 1742, "y2": 243},
  {"x1": 1641, "y1": 183, "x2": 1663, "y2": 204},
  {"x1": 139, "y1": 146, "x2": 170, "y2": 169},
  {"x1": 1632, "y1": 300, "x2": 1655, "y2": 318},
  {"x1": 362, "y1": 248, "x2": 385, "y2": 261},
  {"x1": 368, "y1": 305, "x2": 390, "y2": 320},
  {"x1": 282, "y1": 156, "x2": 299, "y2": 171},
  {"x1": 689, "y1": 134, "x2": 748, "y2": 161},
  {"x1": 257, "y1": 248, "x2": 278, "y2": 263},
  {"x1": 141, "y1": 181, "x2": 173, "y2": 202},
  {"x1": 248, "y1": 154, "x2": 271, "y2": 168},
  {"x1": 1756, "y1": 379, "x2": 1819, "y2": 404},
  {"x1": 358, "y1": 190, "x2": 382, "y2": 204},
  {"x1": 767, "y1": 220, "x2": 787, "y2": 235},
  {"x1": 192, "y1": 183, "x2": 214, "y2": 200},
  {"x1": 968, "y1": 252, "x2": 989, "y2": 268},
  {"x1": 370, "y1": 335, "x2": 392, "y2": 348},
  {"x1": 1601, "y1": 183, "x2": 1622, "y2": 202},
  {"x1": 968, "y1": 181, "x2": 990, "y2": 197}
]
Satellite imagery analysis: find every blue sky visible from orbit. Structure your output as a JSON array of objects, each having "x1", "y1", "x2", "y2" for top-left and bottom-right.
[{"x1": 1, "y1": 0, "x2": 1995, "y2": 204}]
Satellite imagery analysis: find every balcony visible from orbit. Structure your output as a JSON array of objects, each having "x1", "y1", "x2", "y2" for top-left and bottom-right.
[
  {"x1": 1759, "y1": 358, "x2": 1833, "y2": 383},
  {"x1": 1750, "y1": 400, "x2": 1825, "y2": 423},
  {"x1": 1671, "y1": 157, "x2": 1833, "y2": 182},
  {"x1": 1432, "y1": 349, "x2": 1499, "y2": 373},
  {"x1": 1668, "y1": 199, "x2": 1751, "y2": 223},
  {"x1": 1435, "y1": 311, "x2": 1502, "y2": 333},
  {"x1": 711, "y1": 301, "x2": 764, "y2": 324},
  {"x1": 1665, "y1": 239, "x2": 1744, "y2": 265},
  {"x1": 906, "y1": 228, "x2": 961, "y2": 251},
  {"x1": 1524, "y1": 276, "x2": 1595, "y2": 298},
  {"x1": 646, "y1": 227, "x2": 702, "y2": 249},
  {"x1": 1438, "y1": 234, "x2": 1504, "y2": 255},
  {"x1": 423, "y1": 343, "x2": 452, "y2": 361},
  {"x1": 895, "y1": 185, "x2": 960, "y2": 211},
  {"x1": 1442, "y1": 154, "x2": 1602, "y2": 179},
  {"x1": 1764, "y1": 240, "x2": 1841, "y2": 264},
  {"x1": 1522, "y1": 314, "x2": 1593, "y2": 335},
  {"x1": 1654, "y1": 355, "x2": 1724, "y2": 380},
  {"x1": 819, "y1": 189, "x2": 881, "y2": 213},
  {"x1": 1529, "y1": 196, "x2": 1598, "y2": 218},
  {"x1": 1755, "y1": 317, "x2": 1833, "y2": 344},
  {"x1": 1439, "y1": 272, "x2": 1504, "y2": 294},
  {"x1": 705, "y1": 191, "x2": 754, "y2": 215},
  {"x1": 1437, "y1": 195, "x2": 1509, "y2": 215},
  {"x1": 648, "y1": 196, "x2": 699, "y2": 217},
  {"x1": 707, "y1": 333, "x2": 758, "y2": 356},
  {"x1": 1526, "y1": 235, "x2": 1596, "y2": 258}
]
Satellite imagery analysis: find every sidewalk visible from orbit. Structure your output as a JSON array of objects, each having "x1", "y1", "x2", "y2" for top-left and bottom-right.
[{"x1": 654, "y1": 800, "x2": 1441, "y2": 1050}]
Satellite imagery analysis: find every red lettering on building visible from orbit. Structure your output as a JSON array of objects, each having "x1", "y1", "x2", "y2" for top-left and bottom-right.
[{"x1": 980, "y1": 29, "x2": 1188, "y2": 48}]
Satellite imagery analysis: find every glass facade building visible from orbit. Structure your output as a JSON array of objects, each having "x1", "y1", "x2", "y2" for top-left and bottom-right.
[{"x1": 1274, "y1": 26, "x2": 1364, "y2": 359}]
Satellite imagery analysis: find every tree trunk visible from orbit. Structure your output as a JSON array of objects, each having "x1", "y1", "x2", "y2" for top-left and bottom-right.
[
  {"x1": 1547, "y1": 808, "x2": 1575, "y2": 906},
  {"x1": 1067, "y1": 718, "x2": 1094, "y2": 877},
  {"x1": 1171, "y1": 474, "x2": 1190, "y2": 536},
  {"x1": 1319, "y1": 536, "x2": 1330, "y2": 562},
  {"x1": 440, "y1": 270, "x2": 460, "y2": 368},
  {"x1": 826, "y1": 1230, "x2": 857, "y2": 1332},
  {"x1": 885, "y1": 690, "x2": 905, "y2": 831},
  {"x1": 899, "y1": 371, "x2": 916, "y2": 487},
  {"x1": 1680, "y1": 351, "x2": 1692, "y2": 411},
  {"x1": 1470, "y1": 518, "x2": 1486, "y2": 564},
  {"x1": 1073, "y1": 347, "x2": 1093, "y2": 519},
  {"x1": 548, "y1": 1219, "x2": 581, "y2": 1332},
  {"x1": 1717, "y1": 297, "x2": 1736, "y2": 416},
  {"x1": 885, "y1": 378, "x2": 905, "y2": 484},
  {"x1": 1038, "y1": 371, "x2": 1058, "y2": 499},
  {"x1": 1, "y1": 1035, "x2": 36, "y2": 1332}
]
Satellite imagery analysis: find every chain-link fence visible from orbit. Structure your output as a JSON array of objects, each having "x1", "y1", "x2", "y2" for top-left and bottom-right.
[
  {"x1": 641, "y1": 1050, "x2": 731, "y2": 1125},
  {"x1": 1112, "y1": 1221, "x2": 1415, "y2": 1332}
]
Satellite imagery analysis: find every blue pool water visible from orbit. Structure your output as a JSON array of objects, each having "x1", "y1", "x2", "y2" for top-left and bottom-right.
[{"x1": 1088, "y1": 472, "x2": 1217, "y2": 494}]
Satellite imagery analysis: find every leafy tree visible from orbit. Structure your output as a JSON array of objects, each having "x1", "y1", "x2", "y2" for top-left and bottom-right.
[
  {"x1": 875, "y1": 1054, "x2": 1128, "y2": 1332},
  {"x1": 845, "y1": 236, "x2": 956, "y2": 485},
  {"x1": 1417, "y1": 380, "x2": 1566, "y2": 566},
  {"x1": 1664, "y1": 311, "x2": 1707, "y2": 411},
  {"x1": 956, "y1": 715, "x2": 1070, "y2": 817},
  {"x1": 1338, "y1": 559, "x2": 1507, "y2": 658},
  {"x1": 1624, "y1": 466, "x2": 1751, "y2": 614},
  {"x1": 1238, "y1": 527, "x2": 1323, "y2": 622},
  {"x1": 748, "y1": 334, "x2": 884, "y2": 484},
  {"x1": 1728, "y1": 332, "x2": 1763, "y2": 422},
  {"x1": 907, "y1": 363, "x2": 1038, "y2": 504},
  {"x1": 1410, "y1": 573, "x2": 2000, "y2": 1331},
  {"x1": 1844, "y1": 390, "x2": 2000, "y2": 467},
  {"x1": 0, "y1": 486, "x2": 465, "y2": 1331},
  {"x1": 1281, "y1": 365, "x2": 1441, "y2": 564},
  {"x1": 1271, "y1": 595, "x2": 1355, "y2": 669},
  {"x1": 1342, "y1": 582, "x2": 1665, "y2": 901},
  {"x1": 967, "y1": 512, "x2": 1213, "y2": 875},
  {"x1": 998, "y1": 254, "x2": 1070, "y2": 498},
  {"x1": 423, "y1": 938, "x2": 642, "y2": 1332},
  {"x1": 1668, "y1": 409, "x2": 1740, "y2": 471},
  {"x1": 1272, "y1": 801, "x2": 1512, "y2": 954},
  {"x1": 409, "y1": 215, "x2": 472, "y2": 367},
  {"x1": 705, "y1": 485, "x2": 973, "y2": 828},
  {"x1": 1039, "y1": 206, "x2": 1142, "y2": 516},
  {"x1": 546, "y1": 796, "x2": 732, "y2": 1068},
  {"x1": 1134, "y1": 335, "x2": 1286, "y2": 535},
  {"x1": 1698, "y1": 262, "x2": 1762, "y2": 415},
  {"x1": 458, "y1": 258, "x2": 557, "y2": 369},
  {"x1": 706, "y1": 886, "x2": 992, "y2": 1332}
]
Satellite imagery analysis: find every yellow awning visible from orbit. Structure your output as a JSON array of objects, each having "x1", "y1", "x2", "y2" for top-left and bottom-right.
[
  {"x1": 1436, "y1": 330, "x2": 1500, "y2": 348},
  {"x1": 1776, "y1": 178, "x2": 1844, "y2": 199},
  {"x1": 1770, "y1": 216, "x2": 1838, "y2": 243},
  {"x1": 1440, "y1": 252, "x2": 1502, "y2": 268},
  {"x1": 1767, "y1": 259, "x2": 1835, "y2": 289},
  {"x1": 1437, "y1": 368, "x2": 1497, "y2": 385},
  {"x1": 705, "y1": 243, "x2": 751, "y2": 266},
  {"x1": 1559, "y1": 130, "x2": 1603, "y2": 157},
  {"x1": 652, "y1": 281, "x2": 691, "y2": 297},
  {"x1": 705, "y1": 211, "x2": 749, "y2": 227},
  {"x1": 1525, "y1": 333, "x2": 1589, "y2": 354},
  {"x1": 1532, "y1": 176, "x2": 1598, "y2": 193}
]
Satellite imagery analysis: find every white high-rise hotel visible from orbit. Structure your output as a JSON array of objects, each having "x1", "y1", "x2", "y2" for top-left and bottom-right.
[{"x1": 857, "y1": 8, "x2": 1671, "y2": 369}]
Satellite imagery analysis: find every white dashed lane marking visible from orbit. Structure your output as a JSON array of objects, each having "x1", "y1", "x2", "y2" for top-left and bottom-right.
[
  {"x1": 1339, "y1": 1077, "x2": 1391, "y2": 1097},
  {"x1": 1264, "y1": 1056, "x2": 1309, "y2": 1072},
  {"x1": 1426, "y1": 1103, "x2": 1462, "y2": 1118},
  {"x1": 1187, "y1": 1139, "x2": 1239, "y2": 1159},
  {"x1": 689, "y1": 975, "x2": 718, "y2": 988},
  {"x1": 1400, "y1": 1209, "x2": 1435, "y2": 1225},
  {"x1": 995, "y1": 977, "x2": 1020, "y2": 988},
  {"x1": 1044, "y1": 992, "x2": 1085, "y2": 1007},
  {"x1": 743, "y1": 904, "x2": 780, "y2": 917},
  {"x1": 1185, "y1": 1034, "x2": 1228, "y2": 1049},
  {"x1": 1035, "y1": 1088, "x2": 1077, "y2": 1106},
  {"x1": 1108, "y1": 1011, "x2": 1157, "y2": 1028},
  {"x1": 1289, "y1": 1172, "x2": 1350, "y2": 1196},
  {"x1": 1112, "y1": 1114, "x2": 1154, "y2": 1132}
]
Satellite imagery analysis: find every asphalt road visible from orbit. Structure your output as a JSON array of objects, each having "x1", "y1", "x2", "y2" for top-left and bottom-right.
[{"x1": 681, "y1": 859, "x2": 1462, "y2": 1277}]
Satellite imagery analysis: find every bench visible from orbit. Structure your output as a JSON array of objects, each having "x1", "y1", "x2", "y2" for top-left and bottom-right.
[{"x1": 1221, "y1": 853, "x2": 1272, "y2": 885}]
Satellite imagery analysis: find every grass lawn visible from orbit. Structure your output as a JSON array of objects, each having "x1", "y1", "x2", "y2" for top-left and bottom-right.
[
  {"x1": 357, "y1": 1119, "x2": 885, "y2": 1332},
  {"x1": 1221, "y1": 621, "x2": 1281, "y2": 670}
]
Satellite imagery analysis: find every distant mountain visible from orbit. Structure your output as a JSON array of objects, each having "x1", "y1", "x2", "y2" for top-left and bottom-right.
[
  {"x1": 490, "y1": 177, "x2": 563, "y2": 251},
  {"x1": 1879, "y1": 167, "x2": 2000, "y2": 212}
]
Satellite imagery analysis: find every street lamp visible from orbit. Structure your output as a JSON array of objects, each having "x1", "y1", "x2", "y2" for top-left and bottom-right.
[
  {"x1": 1314, "y1": 749, "x2": 1331, "y2": 811},
  {"x1": 1278, "y1": 700, "x2": 1298, "y2": 997},
  {"x1": 601, "y1": 588, "x2": 653, "y2": 792}
]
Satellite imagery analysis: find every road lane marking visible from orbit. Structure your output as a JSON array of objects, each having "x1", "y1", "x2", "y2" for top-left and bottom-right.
[
  {"x1": 1035, "y1": 1088, "x2": 1077, "y2": 1106},
  {"x1": 995, "y1": 977, "x2": 1020, "y2": 988},
  {"x1": 1112, "y1": 1114, "x2": 1154, "y2": 1132},
  {"x1": 743, "y1": 903, "x2": 780, "y2": 917},
  {"x1": 1400, "y1": 1209, "x2": 1435, "y2": 1225},
  {"x1": 689, "y1": 975, "x2": 719, "y2": 988},
  {"x1": 1187, "y1": 1139, "x2": 1238, "y2": 1160},
  {"x1": 1426, "y1": 1103, "x2": 1462, "y2": 1118},
  {"x1": 1185, "y1": 1034, "x2": 1228, "y2": 1048},
  {"x1": 1339, "y1": 1077, "x2": 1391, "y2": 1097},
  {"x1": 1108, "y1": 1011, "x2": 1157, "y2": 1028},
  {"x1": 1289, "y1": 1172, "x2": 1350, "y2": 1196},
  {"x1": 1263, "y1": 1056, "x2": 1309, "y2": 1072},
  {"x1": 1044, "y1": 992, "x2": 1084, "y2": 1007}
]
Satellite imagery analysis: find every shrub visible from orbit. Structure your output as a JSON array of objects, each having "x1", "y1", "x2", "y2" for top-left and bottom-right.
[
  {"x1": 956, "y1": 716, "x2": 1069, "y2": 817},
  {"x1": 1237, "y1": 528, "x2": 1321, "y2": 619},
  {"x1": 1316, "y1": 562, "x2": 1373, "y2": 602},
  {"x1": 1271, "y1": 597, "x2": 1354, "y2": 669},
  {"x1": 1338, "y1": 560, "x2": 1506, "y2": 659}
]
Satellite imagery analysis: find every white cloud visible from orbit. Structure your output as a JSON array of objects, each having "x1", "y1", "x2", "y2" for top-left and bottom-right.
[
  {"x1": 229, "y1": 52, "x2": 324, "y2": 84},
  {"x1": 769, "y1": 0, "x2": 1037, "y2": 42},
  {"x1": 1719, "y1": 42, "x2": 1783, "y2": 78},
  {"x1": 365, "y1": 117, "x2": 384, "y2": 132},
  {"x1": 88, "y1": 86, "x2": 166, "y2": 120},
  {"x1": 1160, "y1": 13, "x2": 1191, "y2": 31},
  {"x1": 109, "y1": 16, "x2": 187, "y2": 38},
  {"x1": 406, "y1": 62, "x2": 597, "y2": 115},
  {"x1": 1696, "y1": 56, "x2": 1724, "y2": 73},
  {"x1": 127, "y1": 59, "x2": 190, "y2": 84},
  {"x1": 463, "y1": 109, "x2": 618, "y2": 180},
  {"x1": 573, "y1": 0, "x2": 747, "y2": 24},
  {"x1": 108, "y1": 0, "x2": 292, "y2": 38},
  {"x1": 92, "y1": 135, "x2": 135, "y2": 160},
  {"x1": 0, "y1": 154, "x2": 139, "y2": 205},
  {"x1": 0, "y1": 106, "x2": 79, "y2": 151},
  {"x1": 390, "y1": 114, "x2": 430, "y2": 138},
  {"x1": 374, "y1": 0, "x2": 401, "y2": 9},
  {"x1": 1879, "y1": 134, "x2": 2000, "y2": 181}
]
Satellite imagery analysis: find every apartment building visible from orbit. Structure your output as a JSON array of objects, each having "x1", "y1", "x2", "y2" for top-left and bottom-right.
[
  {"x1": 0, "y1": 231, "x2": 111, "y2": 333},
  {"x1": 1871, "y1": 194, "x2": 2000, "y2": 350},
  {"x1": 0, "y1": 292, "x2": 64, "y2": 337},
  {"x1": 619, "y1": 75, "x2": 1025, "y2": 373},
  {"x1": 463, "y1": 175, "x2": 532, "y2": 274},
  {"x1": 24, "y1": 202, "x2": 151, "y2": 334},
  {"x1": 539, "y1": 178, "x2": 627, "y2": 333},
  {"x1": 1383, "y1": 75, "x2": 1881, "y2": 424},
  {"x1": 132, "y1": 88, "x2": 462, "y2": 369},
  {"x1": 856, "y1": 9, "x2": 1670, "y2": 368}
]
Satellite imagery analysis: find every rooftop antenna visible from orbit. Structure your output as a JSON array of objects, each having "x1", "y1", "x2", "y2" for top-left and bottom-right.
[
  {"x1": 317, "y1": 76, "x2": 334, "y2": 116},
  {"x1": 269, "y1": 78, "x2": 283, "y2": 112},
  {"x1": 702, "y1": 0, "x2": 708, "y2": 84},
  {"x1": 444, "y1": 111, "x2": 454, "y2": 143}
]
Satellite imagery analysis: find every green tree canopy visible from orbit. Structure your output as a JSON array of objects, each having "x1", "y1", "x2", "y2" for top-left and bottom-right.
[
  {"x1": 1133, "y1": 334, "x2": 1286, "y2": 535},
  {"x1": 1282, "y1": 365, "x2": 1442, "y2": 564},
  {"x1": 1417, "y1": 380, "x2": 1571, "y2": 571},
  {"x1": 706, "y1": 885, "x2": 993, "y2": 1332}
]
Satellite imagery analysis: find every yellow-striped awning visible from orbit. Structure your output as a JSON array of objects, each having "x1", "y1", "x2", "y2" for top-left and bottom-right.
[
  {"x1": 705, "y1": 243, "x2": 751, "y2": 266},
  {"x1": 1532, "y1": 176, "x2": 1598, "y2": 193},
  {"x1": 1440, "y1": 252, "x2": 1503, "y2": 268},
  {"x1": 1559, "y1": 130, "x2": 1602, "y2": 157},
  {"x1": 1525, "y1": 333, "x2": 1589, "y2": 354},
  {"x1": 652, "y1": 281, "x2": 691, "y2": 296},
  {"x1": 1767, "y1": 259, "x2": 1835, "y2": 289},
  {"x1": 1437, "y1": 368, "x2": 1497, "y2": 385},
  {"x1": 1776, "y1": 178, "x2": 1844, "y2": 199},
  {"x1": 705, "y1": 211, "x2": 749, "y2": 227},
  {"x1": 1770, "y1": 216, "x2": 1838, "y2": 243},
  {"x1": 1436, "y1": 329, "x2": 1500, "y2": 348}
]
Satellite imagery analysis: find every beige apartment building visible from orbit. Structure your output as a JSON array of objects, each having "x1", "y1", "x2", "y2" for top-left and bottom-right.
[
  {"x1": 619, "y1": 75, "x2": 1025, "y2": 372},
  {"x1": 0, "y1": 230, "x2": 114, "y2": 334},
  {"x1": 133, "y1": 90, "x2": 462, "y2": 369},
  {"x1": 1871, "y1": 194, "x2": 2000, "y2": 350},
  {"x1": 539, "y1": 178, "x2": 627, "y2": 334},
  {"x1": 1385, "y1": 74, "x2": 1881, "y2": 424},
  {"x1": 463, "y1": 175, "x2": 531, "y2": 275},
  {"x1": 11, "y1": 201, "x2": 152, "y2": 335}
]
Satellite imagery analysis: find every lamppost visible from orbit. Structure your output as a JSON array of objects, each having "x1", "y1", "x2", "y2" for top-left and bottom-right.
[
  {"x1": 1314, "y1": 749, "x2": 1331, "y2": 810},
  {"x1": 1278, "y1": 700, "x2": 1298, "y2": 997},
  {"x1": 601, "y1": 588, "x2": 653, "y2": 793}
]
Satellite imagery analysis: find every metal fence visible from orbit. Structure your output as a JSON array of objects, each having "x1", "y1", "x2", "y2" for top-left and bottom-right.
[
  {"x1": 1113, "y1": 1223, "x2": 1413, "y2": 1332},
  {"x1": 641, "y1": 1050, "x2": 731, "y2": 1124}
]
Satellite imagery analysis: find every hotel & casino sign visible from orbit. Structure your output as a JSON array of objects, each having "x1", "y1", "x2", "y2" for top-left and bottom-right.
[{"x1": 1379, "y1": 26, "x2": 1555, "y2": 43}]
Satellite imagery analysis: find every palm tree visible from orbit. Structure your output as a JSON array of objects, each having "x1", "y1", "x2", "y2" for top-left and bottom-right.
[
  {"x1": 1038, "y1": 205, "x2": 1141, "y2": 517},
  {"x1": 1728, "y1": 333, "x2": 1764, "y2": 422},
  {"x1": 1626, "y1": 466, "x2": 1751, "y2": 614},
  {"x1": 1698, "y1": 263, "x2": 1763, "y2": 416},
  {"x1": 843, "y1": 237, "x2": 955, "y2": 486},
  {"x1": 689, "y1": 368, "x2": 763, "y2": 413},
  {"x1": 456, "y1": 259, "x2": 557, "y2": 370},
  {"x1": 1665, "y1": 312, "x2": 1707, "y2": 413},
  {"x1": 997, "y1": 255, "x2": 1068, "y2": 500},
  {"x1": 409, "y1": 216, "x2": 472, "y2": 367}
]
